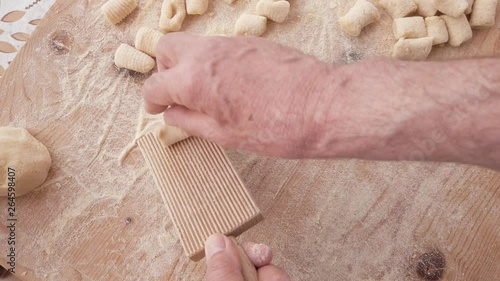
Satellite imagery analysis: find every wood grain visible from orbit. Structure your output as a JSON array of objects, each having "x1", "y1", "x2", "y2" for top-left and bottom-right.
[{"x1": 0, "y1": 0, "x2": 499, "y2": 280}]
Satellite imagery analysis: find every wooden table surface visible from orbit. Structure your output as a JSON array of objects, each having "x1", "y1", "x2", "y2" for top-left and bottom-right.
[{"x1": 1, "y1": 0, "x2": 499, "y2": 280}]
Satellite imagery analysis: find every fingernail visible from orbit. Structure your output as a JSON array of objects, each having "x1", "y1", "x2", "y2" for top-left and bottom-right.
[{"x1": 205, "y1": 234, "x2": 226, "y2": 260}]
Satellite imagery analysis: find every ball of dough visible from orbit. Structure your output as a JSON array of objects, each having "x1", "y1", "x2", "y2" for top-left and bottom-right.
[{"x1": 0, "y1": 127, "x2": 51, "y2": 197}]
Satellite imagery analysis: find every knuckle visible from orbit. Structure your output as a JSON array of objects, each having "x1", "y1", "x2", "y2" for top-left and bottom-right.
[{"x1": 205, "y1": 257, "x2": 240, "y2": 281}]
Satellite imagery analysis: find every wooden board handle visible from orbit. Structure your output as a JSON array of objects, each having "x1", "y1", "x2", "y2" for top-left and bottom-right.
[{"x1": 229, "y1": 236, "x2": 259, "y2": 281}]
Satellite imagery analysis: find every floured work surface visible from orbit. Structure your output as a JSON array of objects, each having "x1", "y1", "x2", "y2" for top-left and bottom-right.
[
  {"x1": 138, "y1": 134, "x2": 262, "y2": 261},
  {"x1": 0, "y1": 0, "x2": 499, "y2": 280}
]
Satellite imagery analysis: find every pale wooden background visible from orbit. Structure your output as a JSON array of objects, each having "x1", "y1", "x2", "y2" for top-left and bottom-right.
[{"x1": 0, "y1": 0, "x2": 499, "y2": 280}]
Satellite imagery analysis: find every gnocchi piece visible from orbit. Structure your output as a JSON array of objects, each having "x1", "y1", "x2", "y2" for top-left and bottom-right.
[
  {"x1": 135, "y1": 27, "x2": 164, "y2": 58},
  {"x1": 186, "y1": 0, "x2": 209, "y2": 15},
  {"x1": 432, "y1": 0, "x2": 469, "y2": 17},
  {"x1": 413, "y1": 0, "x2": 438, "y2": 17},
  {"x1": 465, "y1": 0, "x2": 475, "y2": 14},
  {"x1": 339, "y1": 0, "x2": 380, "y2": 37},
  {"x1": 470, "y1": 0, "x2": 498, "y2": 28},
  {"x1": 159, "y1": 0, "x2": 187, "y2": 32},
  {"x1": 393, "y1": 17, "x2": 427, "y2": 39},
  {"x1": 392, "y1": 37, "x2": 433, "y2": 60},
  {"x1": 101, "y1": 0, "x2": 137, "y2": 25},
  {"x1": 256, "y1": 0, "x2": 291, "y2": 23},
  {"x1": 425, "y1": 16, "x2": 449, "y2": 45},
  {"x1": 155, "y1": 125, "x2": 190, "y2": 148},
  {"x1": 379, "y1": 0, "x2": 418, "y2": 18},
  {"x1": 441, "y1": 14, "x2": 473, "y2": 47},
  {"x1": 114, "y1": 44, "x2": 155, "y2": 73},
  {"x1": 234, "y1": 13, "x2": 268, "y2": 36}
]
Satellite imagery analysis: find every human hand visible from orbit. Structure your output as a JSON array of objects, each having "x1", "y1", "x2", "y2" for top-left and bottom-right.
[
  {"x1": 142, "y1": 33, "x2": 333, "y2": 158},
  {"x1": 204, "y1": 234, "x2": 290, "y2": 281}
]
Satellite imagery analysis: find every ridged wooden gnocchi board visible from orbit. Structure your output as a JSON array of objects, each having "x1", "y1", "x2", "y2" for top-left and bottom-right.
[
  {"x1": 0, "y1": 0, "x2": 499, "y2": 280},
  {"x1": 138, "y1": 134, "x2": 263, "y2": 261}
]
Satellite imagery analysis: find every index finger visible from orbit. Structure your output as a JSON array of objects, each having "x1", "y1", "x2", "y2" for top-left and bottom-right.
[{"x1": 156, "y1": 32, "x2": 200, "y2": 71}]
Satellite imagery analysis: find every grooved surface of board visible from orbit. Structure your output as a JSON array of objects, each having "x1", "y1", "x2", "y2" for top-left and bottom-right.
[{"x1": 138, "y1": 134, "x2": 263, "y2": 261}]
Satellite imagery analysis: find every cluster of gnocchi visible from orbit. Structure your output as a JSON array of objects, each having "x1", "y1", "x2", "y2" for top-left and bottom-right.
[
  {"x1": 235, "y1": 0, "x2": 291, "y2": 36},
  {"x1": 102, "y1": 0, "x2": 291, "y2": 73},
  {"x1": 340, "y1": 0, "x2": 499, "y2": 60}
]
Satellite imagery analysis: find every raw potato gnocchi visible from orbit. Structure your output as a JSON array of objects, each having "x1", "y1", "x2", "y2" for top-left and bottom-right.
[
  {"x1": 379, "y1": 0, "x2": 417, "y2": 18},
  {"x1": 101, "y1": 0, "x2": 137, "y2": 25},
  {"x1": 465, "y1": 0, "x2": 475, "y2": 14},
  {"x1": 159, "y1": 0, "x2": 187, "y2": 32},
  {"x1": 441, "y1": 14, "x2": 473, "y2": 47},
  {"x1": 234, "y1": 13, "x2": 268, "y2": 36},
  {"x1": 256, "y1": 0, "x2": 291, "y2": 23},
  {"x1": 425, "y1": 16, "x2": 449, "y2": 45},
  {"x1": 135, "y1": 27, "x2": 164, "y2": 58},
  {"x1": 114, "y1": 44, "x2": 156, "y2": 73},
  {"x1": 413, "y1": 0, "x2": 438, "y2": 17},
  {"x1": 432, "y1": 0, "x2": 469, "y2": 17},
  {"x1": 393, "y1": 17, "x2": 427, "y2": 39},
  {"x1": 186, "y1": 0, "x2": 209, "y2": 15},
  {"x1": 339, "y1": 0, "x2": 380, "y2": 37},
  {"x1": 155, "y1": 125, "x2": 190, "y2": 148},
  {"x1": 392, "y1": 37, "x2": 433, "y2": 60},
  {"x1": 470, "y1": 0, "x2": 499, "y2": 28}
]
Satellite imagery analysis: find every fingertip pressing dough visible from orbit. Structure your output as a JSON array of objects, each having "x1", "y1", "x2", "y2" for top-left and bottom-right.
[
  {"x1": 339, "y1": 0, "x2": 380, "y2": 37},
  {"x1": 379, "y1": 0, "x2": 418, "y2": 18},
  {"x1": 392, "y1": 37, "x2": 433, "y2": 60},
  {"x1": 0, "y1": 127, "x2": 51, "y2": 197},
  {"x1": 135, "y1": 27, "x2": 164, "y2": 57},
  {"x1": 234, "y1": 13, "x2": 268, "y2": 36},
  {"x1": 465, "y1": 0, "x2": 475, "y2": 14},
  {"x1": 413, "y1": 0, "x2": 438, "y2": 17},
  {"x1": 393, "y1": 17, "x2": 427, "y2": 39},
  {"x1": 441, "y1": 14, "x2": 473, "y2": 47},
  {"x1": 159, "y1": 0, "x2": 187, "y2": 32},
  {"x1": 155, "y1": 125, "x2": 190, "y2": 148},
  {"x1": 433, "y1": 0, "x2": 469, "y2": 17},
  {"x1": 425, "y1": 16, "x2": 449, "y2": 45},
  {"x1": 115, "y1": 44, "x2": 156, "y2": 73},
  {"x1": 186, "y1": 0, "x2": 209, "y2": 15},
  {"x1": 470, "y1": 0, "x2": 498, "y2": 28},
  {"x1": 101, "y1": 0, "x2": 138, "y2": 25},
  {"x1": 256, "y1": 0, "x2": 291, "y2": 23}
]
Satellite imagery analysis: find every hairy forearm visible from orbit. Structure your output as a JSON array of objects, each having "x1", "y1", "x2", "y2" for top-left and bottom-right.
[{"x1": 308, "y1": 57, "x2": 500, "y2": 169}]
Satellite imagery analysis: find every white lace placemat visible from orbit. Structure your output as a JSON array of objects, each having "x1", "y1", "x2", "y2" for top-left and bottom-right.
[{"x1": 0, "y1": 0, "x2": 56, "y2": 78}]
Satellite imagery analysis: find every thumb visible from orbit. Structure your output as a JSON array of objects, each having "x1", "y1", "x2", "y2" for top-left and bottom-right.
[{"x1": 204, "y1": 234, "x2": 245, "y2": 281}]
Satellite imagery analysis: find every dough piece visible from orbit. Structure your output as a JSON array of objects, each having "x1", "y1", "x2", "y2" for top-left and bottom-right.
[
  {"x1": 159, "y1": 0, "x2": 187, "y2": 32},
  {"x1": 0, "y1": 127, "x2": 51, "y2": 197},
  {"x1": 379, "y1": 0, "x2": 418, "y2": 18},
  {"x1": 234, "y1": 14, "x2": 268, "y2": 36},
  {"x1": 135, "y1": 27, "x2": 164, "y2": 58},
  {"x1": 114, "y1": 44, "x2": 155, "y2": 73},
  {"x1": 339, "y1": 0, "x2": 380, "y2": 37},
  {"x1": 441, "y1": 14, "x2": 473, "y2": 47},
  {"x1": 393, "y1": 17, "x2": 427, "y2": 39},
  {"x1": 155, "y1": 125, "x2": 190, "y2": 148},
  {"x1": 392, "y1": 37, "x2": 433, "y2": 60},
  {"x1": 101, "y1": 0, "x2": 137, "y2": 25},
  {"x1": 413, "y1": 0, "x2": 438, "y2": 16},
  {"x1": 425, "y1": 16, "x2": 449, "y2": 45},
  {"x1": 223, "y1": 0, "x2": 237, "y2": 3},
  {"x1": 256, "y1": 0, "x2": 291, "y2": 23},
  {"x1": 465, "y1": 0, "x2": 475, "y2": 14},
  {"x1": 186, "y1": 0, "x2": 209, "y2": 15},
  {"x1": 470, "y1": 0, "x2": 498, "y2": 28},
  {"x1": 433, "y1": 0, "x2": 469, "y2": 17}
]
